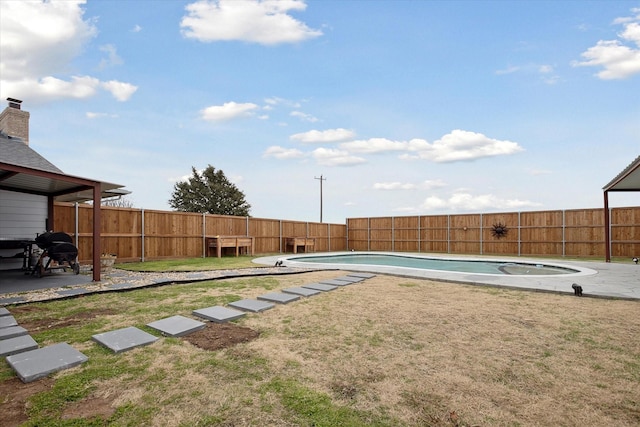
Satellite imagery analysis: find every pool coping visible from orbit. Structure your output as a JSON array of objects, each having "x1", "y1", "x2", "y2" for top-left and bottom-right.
[{"x1": 253, "y1": 252, "x2": 640, "y2": 300}]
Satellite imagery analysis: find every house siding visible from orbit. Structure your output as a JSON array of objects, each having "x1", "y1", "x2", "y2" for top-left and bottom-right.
[{"x1": 0, "y1": 190, "x2": 47, "y2": 270}]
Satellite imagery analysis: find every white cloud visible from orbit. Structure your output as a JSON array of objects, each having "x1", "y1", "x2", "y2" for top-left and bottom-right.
[
  {"x1": 263, "y1": 145, "x2": 305, "y2": 159},
  {"x1": 495, "y1": 65, "x2": 520, "y2": 75},
  {"x1": 340, "y1": 138, "x2": 412, "y2": 154},
  {"x1": 200, "y1": 102, "x2": 259, "y2": 121},
  {"x1": 290, "y1": 110, "x2": 318, "y2": 122},
  {"x1": 422, "y1": 179, "x2": 447, "y2": 190},
  {"x1": 373, "y1": 182, "x2": 417, "y2": 190},
  {"x1": 98, "y1": 44, "x2": 123, "y2": 69},
  {"x1": 86, "y1": 112, "x2": 118, "y2": 119},
  {"x1": 101, "y1": 80, "x2": 138, "y2": 101},
  {"x1": 0, "y1": 0, "x2": 137, "y2": 103},
  {"x1": 131, "y1": 24, "x2": 142, "y2": 33},
  {"x1": 573, "y1": 9, "x2": 640, "y2": 79},
  {"x1": 405, "y1": 130, "x2": 524, "y2": 163},
  {"x1": 180, "y1": 0, "x2": 322, "y2": 45},
  {"x1": 420, "y1": 192, "x2": 542, "y2": 212},
  {"x1": 312, "y1": 147, "x2": 366, "y2": 167},
  {"x1": 290, "y1": 128, "x2": 356, "y2": 143}
]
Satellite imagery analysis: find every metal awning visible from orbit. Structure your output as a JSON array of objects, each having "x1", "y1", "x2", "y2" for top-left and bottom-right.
[
  {"x1": 0, "y1": 162, "x2": 129, "y2": 202},
  {"x1": 603, "y1": 155, "x2": 640, "y2": 262}
]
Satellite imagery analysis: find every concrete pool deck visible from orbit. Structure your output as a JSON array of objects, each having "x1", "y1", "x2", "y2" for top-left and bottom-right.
[{"x1": 254, "y1": 252, "x2": 640, "y2": 300}]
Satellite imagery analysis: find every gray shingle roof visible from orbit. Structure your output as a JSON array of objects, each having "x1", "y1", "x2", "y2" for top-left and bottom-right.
[{"x1": 0, "y1": 131, "x2": 63, "y2": 174}]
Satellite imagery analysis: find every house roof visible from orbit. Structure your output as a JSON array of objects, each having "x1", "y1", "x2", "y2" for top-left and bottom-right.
[
  {"x1": 0, "y1": 131, "x2": 129, "y2": 201},
  {"x1": 603, "y1": 154, "x2": 640, "y2": 192}
]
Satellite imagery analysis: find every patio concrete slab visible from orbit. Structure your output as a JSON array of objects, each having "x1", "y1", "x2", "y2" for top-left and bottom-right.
[
  {"x1": 106, "y1": 282, "x2": 136, "y2": 290},
  {"x1": 0, "y1": 297, "x2": 27, "y2": 306},
  {"x1": 0, "y1": 307, "x2": 10, "y2": 316},
  {"x1": 228, "y1": 299, "x2": 275, "y2": 313},
  {"x1": 257, "y1": 292, "x2": 300, "y2": 304},
  {"x1": 192, "y1": 306, "x2": 246, "y2": 323},
  {"x1": 0, "y1": 325, "x2": 28, "y2": 340},
  {"x1": 92, "y1": 326, "x2": 159, "y2": 353},
  {"x1": 319, "y1": 279, "x2": 353, "y2": 286},
  {"x1": 146, "y1": 315, "x2": 206, "y2": 337},
  {"x1": 0, "y1": 315, "x2": 18, "y2": 329},
  {"x1": 0, "y1": 334, "x2": 38, "y2": 357},
  {"x1": 57, "y1": 288, "x2": 90, "y2": 297},
  {"x1": 6, "y1": 342, "x2": 89, "y2": 383},
  {"x1": 281, "y1": 287, "x2": 322, "y2": 297},
  {"x1": 302, "y1": 283, "x2": 338, "y2": 292}
]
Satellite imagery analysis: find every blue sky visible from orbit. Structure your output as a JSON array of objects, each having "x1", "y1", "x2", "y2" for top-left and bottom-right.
[{"x1": 1, "y1": 0, "x2": 639, "y2": 224}]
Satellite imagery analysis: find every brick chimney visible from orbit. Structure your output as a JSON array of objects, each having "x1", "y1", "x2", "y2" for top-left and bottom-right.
[{"x1": 0, "y1": 98, "x2": 30, "y2": 145}]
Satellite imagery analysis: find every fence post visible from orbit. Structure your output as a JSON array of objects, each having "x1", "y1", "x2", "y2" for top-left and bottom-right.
[
  {"x1": 368, "y1": 217, "x2": 371, "y2": 252},
  {"x1": 447, "y1": 215, "x2": 451, "y2": 253},
  {"x1": 418, "y1": 215, "x2": 421, "y2": 253},
  {"x1": 202, "y1": 213, "x2": 206, "y2": 258},
  {"x1": 480, "y1": 213, "x2": 483, "y2": 255},
  {"x1": 562, "y1": 210, "x2": 566, "y2": 257},
  {"x1": 279, "y1": 220, "x2": 282, "y2": 253},
  {"x1": 518, "y1": 211, "x2": 521, "y2": 256},
  {"x1": 392, "y1": 216, "x2": 395, "y2": 252},
  {"x1": 74, "y1": 202, "x2": 79, "y2": 245},
  {"x1": 141, "y1": 209, "x2": 145, "y2": 262},
  {"x1": 328, "y1": 223, "x2": 331, "y2": 252}
]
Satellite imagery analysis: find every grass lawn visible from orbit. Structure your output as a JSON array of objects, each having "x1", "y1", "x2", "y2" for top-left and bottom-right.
[{"x1": 1, "y1": 268, "x2": 639, "y2": 426}]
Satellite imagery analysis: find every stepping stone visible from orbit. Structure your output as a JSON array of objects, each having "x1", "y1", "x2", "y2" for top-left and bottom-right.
[
  {"x1": 0, "y1": 315, "x2": 18, "y2": 329},
  {"x1": 257, "y1": 292, "x2": 300, "y2": 304},
  {"x1": 6, "y1": 343, "x2": 89, "y2": 383},
  {"x1": 302, "y1": 283, "x2": 338, "y2": 292},
  {"x1": 0, "y1": 335, "x2": 38, "y2": 357},
  {"x1": 147, "y1": 315, "x2": 206, "y2": 337},
  {"x1": 193, "y1": 306, "x2": 246, "y2": 323},
  {"x1": 57, "y1": 288, "x2": 89, "y2": 297},
  {"x1": 0, "y1": 297, "x2": 27, "y2": 305},
  {"x1": 282, "y1": 287, "x2": 322, "y2": 297},
  {"x1": 0, "y1": 325, "x2": 28, "y2": 340},
  {"x1": 334, "y1": 276, "x2": 364, "y2": 283},
  {"x1": 228, "y1": 299, "x2": 275, "y2": 313},
  {"x1": 319, "y1": 279, "x2": 352, "y2": 287},
  {"x1": 0, "y1": 307, "x2": 10, "y2": 316},
  {"x1": 347, "y1": 272, "x2": 376, "y2": 279},
  {"x1": 92, "y1": 326, "x2": 159, "y2": 353}
]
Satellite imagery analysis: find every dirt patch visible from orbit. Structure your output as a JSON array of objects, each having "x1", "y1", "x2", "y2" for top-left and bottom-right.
[
  {"x1": 0, "y1": 377, "x2": 53, "y2": 427},
  {"x1": 14, "y1": 308, "x2": 117, "y2": 332},
  {"x1": 183, "y1": 322, "x2": 260, "y2": 351},
  {"x1": 61, "y1": 396, "x2": 116, "y2": 421}
]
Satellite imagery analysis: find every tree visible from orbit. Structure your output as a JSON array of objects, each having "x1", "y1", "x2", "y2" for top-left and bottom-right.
[{"x1": 169, "y1": 165, "x2": 251, "y2": 216}]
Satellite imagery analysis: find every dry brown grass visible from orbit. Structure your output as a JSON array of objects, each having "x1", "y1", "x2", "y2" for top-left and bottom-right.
[
  {"x1": 241, "y1": 272, "x2": 640, "y2": 426},
  {"x1": 4, "y1": 270, "x2": 640, "y2": 426}
]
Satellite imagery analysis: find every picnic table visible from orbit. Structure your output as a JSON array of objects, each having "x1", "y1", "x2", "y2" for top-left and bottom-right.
[{"x1": 206, "y1": 236, "x2": 254, "y2": 258}]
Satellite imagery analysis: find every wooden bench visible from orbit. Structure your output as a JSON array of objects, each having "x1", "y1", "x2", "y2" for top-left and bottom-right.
[
  {"x1": 206, "y1": 236, "x2": 254, "y2": 258},
  {"x1": 285, "y1": 237, "x2": 315, "y2": 254}
]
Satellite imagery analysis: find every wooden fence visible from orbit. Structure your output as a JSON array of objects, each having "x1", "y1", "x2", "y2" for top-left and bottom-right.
[
  {"x1": 53, "y1": 203, "x2": 347, "y2": 263},
  {"x1": 346, "y1": 207, "x2": 640, "y2": 259},
  {"x1": 53, "y1": 203, "x2": 639, "y2": 263}
]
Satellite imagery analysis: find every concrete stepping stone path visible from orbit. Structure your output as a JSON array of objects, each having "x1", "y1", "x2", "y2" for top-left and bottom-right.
[
  {"x1": 318, "y1": 279, "x2": 353, "y2": 287},
  {"x1": 257, "y1": 292, "x2": 300, "y2": 304},
  {"x1": 6, "y1": 343, "x2": 89, "y2": 383},
  {"x1": 281, "y1": 287, "x2": 322, "y2": 297},
  {"x1": 347, "y1": 272, "x2": 376, "y2": 279},
  {"x1": 0, "y1": 315, "x2": 18, "y2": 329},
  {"x1": 301, "y1": 283, "x2": 338, "y2": 292},
  {"x1": 147, "y1": 315, "x2": 206, "y2": 337},
  {"x1": 0, "y1": 307, "x2": 10, "y2": 316},
  {"x1": 228, "y1": 299, "x2": 275, "y2": 313},
  {"x1": 0, "y1": 334, "x2": 39, "y2": 357},
  {"x1": 193, "y1": 306, "x2": 246, "y2": 323},
  {"x1": 92, "y1": 326, "x2": 159, "y2": 353},
  {"x1": 0, "y1": 325, "x2": 28, "y2": 340}
]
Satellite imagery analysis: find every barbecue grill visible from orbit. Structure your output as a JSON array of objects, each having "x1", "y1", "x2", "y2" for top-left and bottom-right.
[{"x1": 32, "y1": 232, "x2": 80, "y2": 277}]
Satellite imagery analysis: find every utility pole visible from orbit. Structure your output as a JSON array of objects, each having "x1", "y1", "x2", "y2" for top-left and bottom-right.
[{"x1": 314, "y1": 175, "x2": 326, "y2": 223}]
